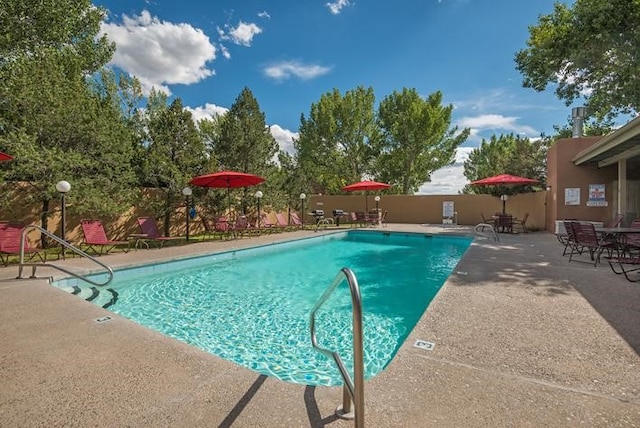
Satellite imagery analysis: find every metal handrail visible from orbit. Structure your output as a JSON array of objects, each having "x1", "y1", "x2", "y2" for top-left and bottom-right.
[
  {"x1": 310, "y1": 267, "x2": 364, "y2": 428},
  {"x1": 18, "y1": 225, "x2": 114, "y2": 287},
  {"x1": 475, "y1": 223, "x2": 500, "y2": 243}
]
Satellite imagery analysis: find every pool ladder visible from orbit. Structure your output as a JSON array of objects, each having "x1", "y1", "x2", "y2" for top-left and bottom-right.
[
  {"x1": 17, "y1": 225, "x2": 114, "y2": 287},
  {"x1": 310, "y1": 267, "x2": 364, "y2": 428}
]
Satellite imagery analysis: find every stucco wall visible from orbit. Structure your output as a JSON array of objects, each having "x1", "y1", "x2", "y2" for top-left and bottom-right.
[
  {"x1": 305, "y1": 192, "x2": 547, "y2": 230},
  {"x1": 546, "y1": 137, "x2": 619, "y2": 230}
]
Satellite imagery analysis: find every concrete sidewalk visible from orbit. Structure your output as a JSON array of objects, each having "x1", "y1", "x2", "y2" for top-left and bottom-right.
[{"x1": 1, "y1": 225, "x2": 638, "y2": 427}]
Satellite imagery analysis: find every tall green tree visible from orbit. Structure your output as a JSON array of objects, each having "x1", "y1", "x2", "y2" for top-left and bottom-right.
[
  {"x1": 514, "y1": 0, "x2": 640, "y2": 120},
  {"x1": 0, "y1": 0, "x2": 114, "y2": 72},
  {"x1": 375, "y1": 89, "x2": 470, "y2": 194},
  {"x1": 462, "y1": 134, "x2": 548, "y2": 196},
  {"x1": 0, "y1": 0, "x2": 136, "y2": 243},
  {"x1": 210, "y1": 87, "x2": 279, "y2": 214},
  {"x1": 141, "y1": 96, "x2": 209, "y2": 235},
  {"x1": 295, "y1": 86, "x2": 377, "y2": 194}
]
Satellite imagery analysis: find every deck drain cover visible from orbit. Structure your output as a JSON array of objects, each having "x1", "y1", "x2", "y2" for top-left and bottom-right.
[
  {"x1": 413, "y1": 340, "x2": 435, "y2": 351},
  {"x1": 95, "y1": 316, "x2": 112, "y2": 323}
]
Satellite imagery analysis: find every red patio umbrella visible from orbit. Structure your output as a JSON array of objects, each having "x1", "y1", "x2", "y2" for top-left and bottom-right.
[
  {"x1": 470, "y1": 173, "x2": 539, "y2": 214},
  {"x1": 470, "y1": 173, "x2": 538, "y2": 186},
  {"x1": 189, "y1": 170, "x2": 265, "y2": 215},
  {"x1": 343, "y1": 180, "x2": 391, "y2": 212},
  {"x1": 0, "y1": 151, "x2": 14, "y2": 162}
]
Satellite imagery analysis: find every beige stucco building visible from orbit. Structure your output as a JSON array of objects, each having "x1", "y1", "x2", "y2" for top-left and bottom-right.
[{"x1": 546, "y1": 115, "x2": 640, "y2": 231}]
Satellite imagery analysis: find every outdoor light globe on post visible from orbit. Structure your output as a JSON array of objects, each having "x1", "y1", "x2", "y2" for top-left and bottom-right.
[
  {"x1": 182, "y1": 187, "x2": 192, "y2": 242},
  {"x1": 56, "y1": 180, "x2": 71, "y2": 257},
  {"x1": 299, "y1": 193, "x2": 306, "y2": 228},
  {"x1": 500, "y1": 194, "x2": 508, "y2": 215},
  {"x1": 374, "y1": 195, "x2": 381, "y2": 224},
  {"x1": 254, "y1": 190, "x2": 263, "y2": 227}
]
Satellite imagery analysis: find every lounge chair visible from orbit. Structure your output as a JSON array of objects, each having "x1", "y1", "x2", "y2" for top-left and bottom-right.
[
  {"x1": 275, "y1": 212, "x2": 293, "y2": 231},
  {"x1": 136, "y1": 217, "x2": 184, "y2": 248},
  {"x1": 0, "y1": 221, "x2": 46, "y2": 266},
  {"x1": 568, "y1": 222, "x2": 617, "y2": 266},
  {"x1": 289, "y1": 212, "x2": 305, "y2": 229},
  {"x1": 80, "y1": 219, "x2": 130, "y2": 255}
]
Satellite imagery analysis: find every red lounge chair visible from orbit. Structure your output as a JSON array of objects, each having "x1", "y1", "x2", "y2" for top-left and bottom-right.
[
  {"x1": 80, "y1": 219, "x2": 130, "y2": 255},
  {"x1": 0, "y1": 221, "x2": 46, "y2": 266},
  {"x1": 275, "y1": 212, "x2": 293, "y2": 231},
  {"x1": 136, "y1": 217, "x2": 184, "y2": 248},
  {"x1": 289, "y1": 212, "x2": 305, "y2": 229}
]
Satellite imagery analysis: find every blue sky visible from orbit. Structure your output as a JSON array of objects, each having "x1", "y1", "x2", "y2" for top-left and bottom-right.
[{"x1": 95, "y1": 0, "x2": 576, "y2": 194}]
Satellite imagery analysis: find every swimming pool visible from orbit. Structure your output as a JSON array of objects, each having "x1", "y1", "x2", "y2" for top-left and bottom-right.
[{"x1": 54, "y1": 230, "x2": 472, "y2": 386}]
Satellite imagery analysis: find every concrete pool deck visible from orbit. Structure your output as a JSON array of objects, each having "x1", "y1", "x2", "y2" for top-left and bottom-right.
[{"x1": 1, "y1": 224, "x2": 639, "y2": 427}]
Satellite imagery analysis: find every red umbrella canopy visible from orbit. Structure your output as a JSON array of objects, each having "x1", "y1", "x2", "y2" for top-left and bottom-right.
[
  {"x1": 0, "y1": 151, "x2": 14, "y2": 162},
  {"x1": 470, "y1": 174, "x2": 538, "y2": 186},
  {"x1": 189, "y1": 170, "x2": 265, "y2": 188},
  {"x1": 343, "y1": 180, "x2": 391, "y2": 192}
]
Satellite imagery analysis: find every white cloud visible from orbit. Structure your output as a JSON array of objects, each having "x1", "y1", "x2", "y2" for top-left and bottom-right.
[
  {"x1": 417, "y1": 147, "x2": 474, "y2": 195},
  {"x1": 102, "y1": 10, "x2": 216, "y2": 95},
  {"x1": 270, "y1": 125, "x2": 298, "y2": 155},
  {"x1": 258, "y1": 11, "x2": 271, "y2": 19},
  {"x1": 187, "y1": 103, "x2": 228, "y2": 123},
  {"x1": 219, "y1": 44, "x2": 231, "y2": 60},
  {"x1": 456, "y1": 114, "x2": 537, "y2": 138},
  {"x1": 226, "y1": 21, "x2": 263, "y2": 46},
  {"x1": 326, "y1": 0, "x2": 351, "y2": 14},
  {"x1": 263, "y1": 61, "x2": 332, "y2": 81}
]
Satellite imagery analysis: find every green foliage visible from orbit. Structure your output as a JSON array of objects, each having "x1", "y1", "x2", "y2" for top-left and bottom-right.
[
  {"x1": 462, "y1": 134, "x2": 547, "y2": 196},
  {"x1": 0, "y1": 0, "x2": 115, "y2": 74},
  {"x1": 515, "y1": 0, "x2": 640, "y2": 120},
  {"x1": 375, "y1": 89, "x2": 470, "y2": 194},
  {"x1": 295, "y1": 86, "x2": 377, "y2": 194},
  {"x1": 0, "y1": 53, "x2": 138, "y2": 222},
  {"x1": 140, "y1": 96, "x2": 210, "y2": 234},
  {"x1": 205, "y1": 87, "x2": 279, "y2": 215}
]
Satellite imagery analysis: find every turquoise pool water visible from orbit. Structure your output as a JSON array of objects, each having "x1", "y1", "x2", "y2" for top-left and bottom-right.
[{"x1": 54, "y1": 230, "x2": 471, "y2": 386}]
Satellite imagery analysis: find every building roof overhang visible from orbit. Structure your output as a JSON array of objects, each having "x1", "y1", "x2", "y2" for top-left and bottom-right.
[{"x1": 572, "y1": 115, "x2": 640, "y2": 168}]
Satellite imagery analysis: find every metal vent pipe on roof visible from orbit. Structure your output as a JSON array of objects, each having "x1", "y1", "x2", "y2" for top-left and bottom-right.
[{"x1": 571, "y1": 106, "x2": 586, "y2": 138}]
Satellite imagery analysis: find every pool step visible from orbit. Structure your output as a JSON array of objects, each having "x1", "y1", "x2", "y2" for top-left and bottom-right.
[{"x1": 59, "y1": 286, "x2": 118, "y2": 308}]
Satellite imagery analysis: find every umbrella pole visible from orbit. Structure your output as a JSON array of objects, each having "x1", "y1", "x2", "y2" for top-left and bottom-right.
[{"x1": 365, "y1": 192, "x2": 368, "y2": 213}]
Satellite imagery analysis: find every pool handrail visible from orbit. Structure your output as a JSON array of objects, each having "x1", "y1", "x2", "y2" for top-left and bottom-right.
[
  {"x1": 310, "y1": 267, "x2": 364, "y2": 428},
  {"x1": 474, "y1": 223, "x2": 500, "y2": 242},
  {"x1": 18, "y1": 225, "x2": 114, "y2": 287}
]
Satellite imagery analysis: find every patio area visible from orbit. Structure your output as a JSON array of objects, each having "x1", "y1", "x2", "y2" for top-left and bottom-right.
[{"x1": 1, "y1": 224, "x2": 638, "y2": 427}]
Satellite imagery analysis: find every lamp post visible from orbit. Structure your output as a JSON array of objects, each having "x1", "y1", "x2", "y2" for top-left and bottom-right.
[
  {"x1": 500, "y1": 194, "x2": 508, "y2": 215},
  {"x1": 254, "y1": 190, "x2": 263, "y2": 227},
  {"x1": 182, "y1": 186, "x2": 192, "y2": 242},
  {"x1": 300, "y1": 193, "x2": 306, "y2": 229},
  {"x1": 56, "y1": 180, "x2": 71, "y2": 257},
  {"x1": 374, "y1": 195, "x2": 381, "y2": 225}
]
